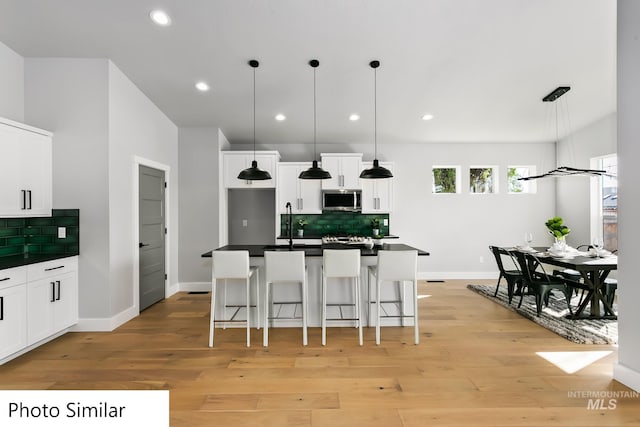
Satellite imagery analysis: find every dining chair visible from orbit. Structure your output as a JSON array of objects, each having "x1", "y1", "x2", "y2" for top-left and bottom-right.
[
  {"x1": 489, "y1": 246, "x2": 523, "y2": 304},
  {"x1": 209, "y1": 250, "x2": 260, "y2": 347},
  {"x1": 368, "y1": 250, "x2": 419, "y2": 345},
  {"x1": 511, "y1": 250, "x2": 574, "y2": 316},
  {"x1": 263, "y1": 250, "x2": 308, "y2": 347},
  {"x1": 322, "y1": 249, "x2": 363, "y2": 346}
]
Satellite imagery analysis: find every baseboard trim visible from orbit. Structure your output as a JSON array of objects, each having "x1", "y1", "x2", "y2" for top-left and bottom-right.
[
  {"x1": 179, "y1": 281, "x2": 211, "y2": 292},
  {"x1": 74, "y1": 305, "x2": 139, "y2": 332},
  {"x1": 613, "y1": 363, "x2": 640, "y2": 392},
  {"x1": 419, "y1": 271, "x2": 497, "y2": 281}
]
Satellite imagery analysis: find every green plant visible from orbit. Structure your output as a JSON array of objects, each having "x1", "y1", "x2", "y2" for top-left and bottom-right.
[
  {"x1": 370, "y1": 218, "x2": 380, "y2": 229},
  {"x1": 545, "y1": 216, "x2": 570, "y2": 239},
  {"x1": 297, "y1": 218, "x2": 307, "y2": 229}
]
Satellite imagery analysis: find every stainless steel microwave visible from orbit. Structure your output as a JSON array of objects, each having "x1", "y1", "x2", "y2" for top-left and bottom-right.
[{"x1": 322, "y1": 190, "x2": 361, "y2": 212}]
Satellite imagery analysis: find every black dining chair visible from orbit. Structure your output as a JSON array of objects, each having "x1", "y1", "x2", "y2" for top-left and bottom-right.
[
  {"x1": 511, "y1": 250, "x2": 575, "y2": 316},
  {"x1": 489, "y1": 246, "x2": 523, "y2": 304}
]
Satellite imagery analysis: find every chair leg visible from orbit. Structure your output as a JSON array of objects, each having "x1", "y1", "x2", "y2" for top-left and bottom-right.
[
  {"x1": 255, "y1": 269, "x2": 260, "y2": 330},
  {"x1": 209, "y1": 279, "x2": 217, "y2": 347},
  {"x1": 302, "y1": 277, "x2": 308, "y2": 346},
  {"x1": 263, "y1": 282, "x2": 270, "y2": 347},
  {"x1": 400, "y1": 280, "x2": 406, "y2": 327},
  {"x1": 322, "y1": 275, "x2": 327, "y2": 346},
  {"x1": 413, "y1": 279, "x2": 419, "y2": 345},
  {"x1": 353, "y1": 275, "x2": 360, "y2": 329},
  {"x1": 356, "y1": 276, "x2": 363, "y2": 346},
  {"x1": 245, "y1": 278, "x2": 250, "y2": 347},
  {"x1": 222, "y1": 279, "x2": 227, "y2": 329},
  {"x1": 376, "y1": 276, "x2": 381, "y2": 345}
]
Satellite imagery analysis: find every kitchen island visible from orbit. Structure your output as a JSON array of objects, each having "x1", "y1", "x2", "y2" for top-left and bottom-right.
[{"x1": 201, "y1": 243, "x2": 429, "y2": 330}]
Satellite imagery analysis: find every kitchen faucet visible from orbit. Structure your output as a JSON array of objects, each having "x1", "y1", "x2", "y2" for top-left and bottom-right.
[{"x1": 285, "y1": 202, "x2": 293, "y2": 249}]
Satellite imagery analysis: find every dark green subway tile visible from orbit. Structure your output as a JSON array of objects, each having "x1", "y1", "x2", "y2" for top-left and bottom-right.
[
  {"x1": 0, "y1": 245, "x2": 23, "y2": 257},
  {"x1": 0, "y1": 219, "x2": 5, "y2": 228},
  {"x1": 6, "y1": 218, "x2": 25, "y2": 227},
  {"x1": 23, "y1": 226, "x2": 41, "y2": 236},
  {"x1": 0, "y1": 228, "x2": 22, "y2": 238},
  {"x1": 39, "y1": 226, "x2": 58, "y2": 235},
  {"x1": 40, "y1": 244, "x2": 64, "y2": 254},
  {"x1": 59, "y1": 235, "x2": 78, "y2": 244},
  {"x1": 29, "y1": 235, "x2": 53, "y2": 244},
  {"x1": 53, "y1": 217, "x2": 79, "y2": 226},
  {"x1": 27, "y1": 217, "x2": 54, "y2": 227},
  {"x1": 6, "y1": 237, "x2": 26, "y2": 245},
  {"x1": 66, "y1": 244, "x2": 79, "y2": 254}
]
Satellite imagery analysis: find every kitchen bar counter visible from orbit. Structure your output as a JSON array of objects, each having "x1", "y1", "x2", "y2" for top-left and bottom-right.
[
  {"x1": 0, "y1": 253, "x2": 79, "y2": 270},
  {"x1": 201, "y1": 243, "x2": 428, "y2": 258}
]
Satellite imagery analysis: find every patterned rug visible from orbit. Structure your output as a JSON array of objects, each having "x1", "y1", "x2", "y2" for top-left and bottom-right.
[{"x1": 467, "y1": 284, "x2": 618, "y2": 345}]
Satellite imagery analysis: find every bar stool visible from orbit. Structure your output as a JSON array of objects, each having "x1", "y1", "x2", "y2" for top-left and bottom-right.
[
  {"x1": 369, "y1": 250, "x2": 419, "y2": 345},
  {"x1": 263, "y1": 251, "x2": 308, "y2": 347},
  {"x1": 322, "y1": 249, "x2": 363, "y2": 346},
  {"x1": 209, "y1": 250, "x2": 259, "y2": 347}
]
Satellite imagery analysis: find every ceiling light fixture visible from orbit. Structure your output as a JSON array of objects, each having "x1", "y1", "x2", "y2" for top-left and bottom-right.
[
  {"x1": 299, "y1": 59, "x2": 331, "y2": 180},
  {"x1": 349, "y1": 114, "x2": 360, "y2": 121},
  {"x1": 237, "y1": 60, "x2": 272, "y2": 181},
  {"x1": 275, "y1": 114, "x2": 286, "y2": 121},
  {"x1": 360, "y1": 60, "x2": 393, "y2": 179},
  {"x1": 518, "y1": 86, "x2": 614, "y2": 181},
  {"x1": 421, "y1": 114, "x2": 434, "y2": 121},
  {"x1": 150, "y1": 10, "x2": 171, "y2": 26},
  {"x1": 195, "y1": 81, "x2": 210, "y2": 92}
]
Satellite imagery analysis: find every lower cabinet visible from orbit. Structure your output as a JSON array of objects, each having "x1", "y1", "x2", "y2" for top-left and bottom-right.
[
  {"x1": 0, "y1": 282, "x2": 27, "y2": 361},
  {"x1": 0, "y1": 256, "x2": 78, "y2": 364}
]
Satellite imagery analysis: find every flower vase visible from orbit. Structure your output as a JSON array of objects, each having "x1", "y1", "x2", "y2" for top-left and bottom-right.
[
  {"x1": 297, "y1": 229, "x2": 304, "y2": 237},
  {"x1": 555, "y1": 237, "x2": 567, "y2": 252}
]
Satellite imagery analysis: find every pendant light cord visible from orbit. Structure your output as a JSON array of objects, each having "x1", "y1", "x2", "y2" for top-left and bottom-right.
[
  {"x1": 374, "y1": 65, "x2": 378, "y2": 160},
  {"x1": 313, "y1": 65, "x2": 317, "y2": 160},
  {"x1": 253, "y1": 66, "x2": 256, "y2": 161}
]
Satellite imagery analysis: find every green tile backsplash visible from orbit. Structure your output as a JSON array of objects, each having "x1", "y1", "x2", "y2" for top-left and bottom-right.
[
  {"x1": 0, "y1": 209, "x2": 80, "y2": 257},
  {"x1": 280, "y1": 211, "x2": 390, "y2": 237}
]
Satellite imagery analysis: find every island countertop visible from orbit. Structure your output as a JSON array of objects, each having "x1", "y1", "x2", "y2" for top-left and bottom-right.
[{"x1": 201, "y1": 243, "x2": 429, "y2": 258}]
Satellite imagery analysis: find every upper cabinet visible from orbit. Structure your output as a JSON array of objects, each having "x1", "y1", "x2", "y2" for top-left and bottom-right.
[
  {"x1": 222, "y1": 151, "x2": 280, "y2": 189},
  {"x1": 361, "y1": 161, "x2": 394, "y2": 213},
  {"x1": 277, "y1": 163, "x2": 322, "y2": 214},
  {"x1": 0, "y1": 118, "x2": 53, "y2": 217},
  {"x1": 320, "y1": 153, "x2": 363, "y2": 190}
]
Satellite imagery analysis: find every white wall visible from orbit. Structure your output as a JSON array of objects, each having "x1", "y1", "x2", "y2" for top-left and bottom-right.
[
  {"x1": 615, "y1": 0, "x2": 640, "y2": 392},
  {"x1": 0, "y1": 41, "x2": 24, "y2": 122},
  {"x1": 24, "y1": 58, "x2": 111, "y2": 319},
  {"x1": 232, "y1": 141, "x2": 557, "y2": 278},
  {"x1": 178, "y1": 127, "x2": 221, "y2": 285},
  {"x1": 556, "y1": 113, "x2": 617, "y2": 246},
  {"x1": 107, "y1": 62, "x2": 179, "y2": 316}
]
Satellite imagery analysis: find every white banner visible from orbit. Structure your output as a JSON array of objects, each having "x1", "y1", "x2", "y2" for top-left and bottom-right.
[{"x1": 0, "y1": 390, "x2": 169, "y2": 427}]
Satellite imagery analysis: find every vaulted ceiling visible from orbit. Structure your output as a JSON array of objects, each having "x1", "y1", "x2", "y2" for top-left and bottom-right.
[{"x1": 0, "y1": 0, "x2": 616, "y2": 146}]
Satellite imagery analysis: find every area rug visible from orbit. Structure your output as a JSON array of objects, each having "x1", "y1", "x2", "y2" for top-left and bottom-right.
[{"x1": 467, "y1": 284, "x2": 618, "y2": 345}]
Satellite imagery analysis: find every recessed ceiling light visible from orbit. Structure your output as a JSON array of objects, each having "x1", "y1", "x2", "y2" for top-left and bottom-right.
[
  {"x1": 421, "y1": 114, "x2": 434, "y2": 121},
  {"x1": 195, "y1": 81, "x2": 210, "y2": 92},
  {"x1": 349, "y1": 114, "x2": 360, "y2": 121},
  {"x1": 150, "y1": 10, "x2": 171, "y2": 26},
  {"x1": 275, "y1": 114, "x2": 286, "y2": 121}
]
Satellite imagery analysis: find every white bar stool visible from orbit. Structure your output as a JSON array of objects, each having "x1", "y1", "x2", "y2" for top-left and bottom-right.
[
  {"x1": 322, "y1": 249, "x2": 363, "y2": 346},
  {"x1": 209, "y1": 250, "x2": 260, "y2": 347},
  {"x1": 263, "y1": 251, "x2": 308, "y2": 347},
  {"x1": 368, "y1": 250, "x2": 419, "y2": 345}
]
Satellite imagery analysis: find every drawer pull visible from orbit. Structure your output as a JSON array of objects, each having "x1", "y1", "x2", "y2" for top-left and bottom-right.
[
  {"x1": 50, "y1": 282, "x2": 56, "y2": 302},
  {"x1": 0, "y1": 277, "x2": 10, "y2": 282},
  {"x1": 0, "y1": 296, "x2": 3, "y2": 321},
  {"x1": 45, "y1": 265, "x2": 65, "y2": 271},
  {"x1": 56, "y1": 280, "x2": 61, "y2": 301}
]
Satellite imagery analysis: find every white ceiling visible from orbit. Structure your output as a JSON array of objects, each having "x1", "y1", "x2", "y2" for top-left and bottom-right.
[{"x1": 0, "y1": 0, "x2": 616, "y2": 146}]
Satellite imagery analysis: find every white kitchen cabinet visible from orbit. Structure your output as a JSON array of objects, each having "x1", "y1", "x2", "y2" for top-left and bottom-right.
[
  {"x1": 320, "y1": 153, "x2": 362, "y2": 190},
  {"x1": 0, "y1": 117, "x2": 52, "y2": 217},
  {"x1": 361, "y1": 161, "x2": 394, "y2": 213},
  {"x1": 222, "y1": 151, "x2": 279, "y2": 189},
  {"x1": 26, "y1": 257, "x2": 78, "y2": 346},
  {"x1": 277, "y1": 163, "x2": 322, "y2": 214},
  {"x1": 0, "y1": 267, "x2": 28, "y2": 360}
]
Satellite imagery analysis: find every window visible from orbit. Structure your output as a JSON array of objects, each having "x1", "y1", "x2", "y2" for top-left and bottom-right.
[
  {"x1": 432, "y1": 166, "x2": 460, "y2": 194},
  {"x1": 590, "y1": 155, "x2": 617, "y2": 251},
  {"x1": 508, "y1": 166, "x2": 537, "y2": 194},
  {"x1": 470, "y1": 167, "x2": 497, "y2": 193}
]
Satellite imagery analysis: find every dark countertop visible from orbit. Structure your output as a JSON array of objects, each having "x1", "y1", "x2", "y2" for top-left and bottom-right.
[
  {"x1": 276, "y1": 234, "x2": 400, "y2": 240},
  {"x1": 0, "y1": 253, "x2": 79, "y2": 270},
  {"x1": 202, "y1": 243, "x2": 429, "y2": 258}
]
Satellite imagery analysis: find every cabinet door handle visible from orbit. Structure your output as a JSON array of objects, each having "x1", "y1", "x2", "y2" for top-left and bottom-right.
[
  {"x1": 0, "y1": 296, "x2": 4, "y2": 321},
  {"x1": 50, "y1": 282, "x2": 56, "y2": 302},
  {"x1": 0, "y1": 277, "x2": 10, "y2": 282},
  {"x1": 27, "y1": 190, "x2": 32, "y2": 209},
  {"x1": 299, "y1": 198, "x2": 303, "y2": 211},
  {"x1": 45, "y1": 265, "x2": 64, "y2": 271},
  {"x1": 56, "y1": 280, "x2": 61, "y2": 301},
  {"x1": 21, "y1": 190, "x2": 27, "y2": 210}
]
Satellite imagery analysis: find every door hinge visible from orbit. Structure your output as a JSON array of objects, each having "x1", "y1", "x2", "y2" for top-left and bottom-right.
[
  {"x1": 164, "y1": 274, "x2": 167, "y2": 280},
  {"x1": 164, "y1": 227, "x2": 167, "y2": 234},
  {"x1": 164, "y1": 182, "x2": 167, "y2": 188}
]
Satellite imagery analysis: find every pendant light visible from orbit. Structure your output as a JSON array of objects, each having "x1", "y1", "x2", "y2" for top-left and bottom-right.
[
  {"x1": 238, "y1": 59, "x2": 272, "y2": 181},
  {"x1": 360, "y1": 60, "x2": 393, "y2": 179},
  {"x1": 299, "y1": 59, "x2": 331, "y2": 179}
]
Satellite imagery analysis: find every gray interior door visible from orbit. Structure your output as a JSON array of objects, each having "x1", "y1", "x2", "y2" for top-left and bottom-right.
[{"x1": 139, "y1": 165, "x2": 166, "y2": 311}]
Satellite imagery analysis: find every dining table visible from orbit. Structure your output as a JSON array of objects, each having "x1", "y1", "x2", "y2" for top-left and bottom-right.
[{"x1": 526, "y1": 246, "x2": 617, "y2": 320}]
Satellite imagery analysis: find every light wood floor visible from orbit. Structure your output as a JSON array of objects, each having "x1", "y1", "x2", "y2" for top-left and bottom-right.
[{"x1": 1, "y1": 279, "x2": 639, "y2": 426}]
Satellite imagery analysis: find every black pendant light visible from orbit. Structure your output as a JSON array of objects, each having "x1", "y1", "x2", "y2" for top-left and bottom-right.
[
  {"x1": 360, "y1": 60, "x2": 393, "y2": 179},
  {"x1": 299, "y1": 59, "x2": 331, "y2": 180},
  {"x1": 238, "y1": 59, "x2": 272, "y2": 181}
]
